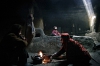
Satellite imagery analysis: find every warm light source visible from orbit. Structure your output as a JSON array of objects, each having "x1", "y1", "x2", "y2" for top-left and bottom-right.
[
  {"x1": 42, "y1": 55, "x2": 51, "y2": 64},
  {"x1": 38, "y1": 51, "x2": 43, "y2": 58},
  {"x1": 38, "y1": 51, "x2": 51, "y2": 64}
]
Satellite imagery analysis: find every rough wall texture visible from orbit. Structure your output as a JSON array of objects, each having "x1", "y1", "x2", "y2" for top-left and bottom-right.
[
  {"x1": 85, "y1": 32, "x2": 100, "y2": 43},
  {"x1": 27, "y1": 35, "x2": 94, "y2": 54},
  {"x1": 34, "y1": 18, "x2": 44, "y2": 29}
]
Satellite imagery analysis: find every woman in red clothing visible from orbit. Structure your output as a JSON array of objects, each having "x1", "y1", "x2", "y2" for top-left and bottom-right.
[{"x1": 52, "y1": 33, "x2": 91, "y2": 66}]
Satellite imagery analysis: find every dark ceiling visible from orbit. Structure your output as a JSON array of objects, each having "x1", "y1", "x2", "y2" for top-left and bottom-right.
[
  {"x1": 0, "y1": 0, "x2": 100, "y2": 37},
  {"x1": 34, "y1": 0, "x2": 100, "y2": 32}
]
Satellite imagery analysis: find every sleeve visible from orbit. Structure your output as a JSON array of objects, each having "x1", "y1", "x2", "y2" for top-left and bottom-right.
[{"x1": 52, "y1": 46, "x2": 65, "y2": 58}]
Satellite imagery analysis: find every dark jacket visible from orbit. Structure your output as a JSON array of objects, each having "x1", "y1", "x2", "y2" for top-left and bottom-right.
[{"x1": 0, "y1": 33, "x2": 28, "y2": 65}]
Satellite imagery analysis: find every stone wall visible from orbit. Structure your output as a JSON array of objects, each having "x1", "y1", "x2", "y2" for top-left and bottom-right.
[{"x1": 27, "y1": 35, "x2": 94, "y2": 54}]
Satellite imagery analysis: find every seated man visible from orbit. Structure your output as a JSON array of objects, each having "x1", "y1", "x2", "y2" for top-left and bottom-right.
[
  {"x1": 51, "y1": 33, "x2": 91, "y2": 66},
  {"x1": 0, "y1": 24, "x2": 29, "y2": 66}
]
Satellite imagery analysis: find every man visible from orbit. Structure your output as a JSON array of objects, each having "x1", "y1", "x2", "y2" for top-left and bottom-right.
[
  {"x1": 0, "y1": 24, "x2": 29, "y2": 66},
  {"x1": 51, "y1": 26, "x2": 61, "y2": 36},
  {"x1": 52, "y1": 33, "x2": 91, "y2": 66}
]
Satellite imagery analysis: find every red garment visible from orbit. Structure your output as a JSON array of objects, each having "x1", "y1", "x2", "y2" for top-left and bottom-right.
[
  {"x1": 66, "y1": 39, "x2": 91, "y2": 61},
  {"x1": 52, "y1": 30, "x2": 61, "y2": 36},
  {"x1": 54, "y1": 38, "x2": 91, "y2": 63}
]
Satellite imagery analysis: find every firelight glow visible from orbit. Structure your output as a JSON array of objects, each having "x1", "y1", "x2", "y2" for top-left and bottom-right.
[
  {"x1": 38, "y1": 51, "x2": 43, "y2": 57},
  {"x1": 82, "y1": 0, "x2": 96, "y2": 27}
]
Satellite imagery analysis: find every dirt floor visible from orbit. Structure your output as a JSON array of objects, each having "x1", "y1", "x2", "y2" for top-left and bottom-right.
[{"x1": 27, "y1": 50, "x2": 100, "y2": 66}]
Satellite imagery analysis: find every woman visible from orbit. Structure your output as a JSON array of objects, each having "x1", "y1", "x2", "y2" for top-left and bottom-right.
[{"x1": 52, "y1": 33, "x2": 91, "y2": 66}]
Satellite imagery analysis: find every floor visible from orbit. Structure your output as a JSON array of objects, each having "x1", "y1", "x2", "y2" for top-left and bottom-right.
[{"x1": 26, "y1": 50, "x2": 100, "y2": 66}]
